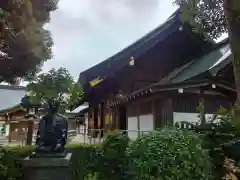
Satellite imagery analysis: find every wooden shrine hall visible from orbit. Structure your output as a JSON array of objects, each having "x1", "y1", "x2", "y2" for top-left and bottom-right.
[
  {"x1": 71, "y1": 10, "x2": 235, "y2": 138},
  {"x1": 0, "y1": 85, "x2": 39, "y2": 142}
]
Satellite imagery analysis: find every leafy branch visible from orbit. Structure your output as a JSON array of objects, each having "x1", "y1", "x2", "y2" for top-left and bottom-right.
[{"x1": 26, "y1": 68, "x2": 84, "y2": 113}]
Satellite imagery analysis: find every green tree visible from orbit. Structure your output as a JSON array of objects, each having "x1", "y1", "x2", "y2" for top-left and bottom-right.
[
  {"x1": 24, "y1": 67, "x2": 83, "y2": 145},
  {"x1": 0, "y1": 0, "x2": 58, "y2": 84},
  {"x1": 174, "y1": 0, "x2": 240, "y2": 100},
  {"x1": 26, "y1": 67, "x2": 84, "y2": 112}
]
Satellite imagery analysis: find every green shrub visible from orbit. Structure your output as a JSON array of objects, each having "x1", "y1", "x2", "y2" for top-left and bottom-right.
[
  {"x1": 0, "y1": 129, "x2": 213, "y2": 180},
  {"x1": 0, "y1": 146, "x2": 33, "y2": 180},
  {"x1": 127, "y1": 128, "x2": 213, "y2": 180},
  {"x1": 97, "y1": 131, "x2": 129, "y2": 180},
  {"x1": 194, "y1": 119, "x2": 234, "y2": 179},
  {"x1": 194, "y1": 105, "x2": 240, "y2": 179},
  {"x1": 67, "y1": 143, "x2": 100, "y2": 180},
  {"x1": 0, "y1": 144, "x2": 100, "y2": 180}
]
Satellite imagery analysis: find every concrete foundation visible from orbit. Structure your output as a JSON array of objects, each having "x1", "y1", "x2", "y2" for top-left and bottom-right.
[{"x1": 23, "y1": 153, "x2": 72, "y2": 180}]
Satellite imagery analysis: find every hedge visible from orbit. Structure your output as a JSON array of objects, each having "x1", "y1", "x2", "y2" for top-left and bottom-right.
[
  {"x1": 96, "y1": 131, "x2": 129, "y2": 180},
  {"x1": 0, "y1": 131, "x2": 129, "y2": 180},
  {"x1": 0, "y1": 144, "x2": 99, "y2": 180},
  {"x1": 127, "y1": 128, "x2": 213, "y2": 180},
  {"x1": 0, "y1": 130, "x2": 213, "y2": 180},
  {"x1": 67, "y1": 143, "x2": 100, "y2": 180},
  {"x1": 0, "y1": 146, "x2": 33, "y2": 180}
]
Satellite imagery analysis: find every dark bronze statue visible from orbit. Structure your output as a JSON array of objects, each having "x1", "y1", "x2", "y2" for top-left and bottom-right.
[{"x1": 35, "y1": 100, "x2": 68, "y2": 156}]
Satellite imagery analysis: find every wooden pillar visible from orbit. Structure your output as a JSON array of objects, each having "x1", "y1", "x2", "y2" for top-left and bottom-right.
[
  {"x1": 111, "y1": 107, "x2": 117, "y2": 129},
  {"x1": 88, "y1": 107, "x2": 94, "y2": 136},
  {"x1": 162, "y1": 98, "x2": 173, "y2": 126},
  {"x1": 100, "y1": 102, "x2": 104, "y2": 136},
  {"x1": 109, "y1": 109, "x2": 113, "y2": 128},
  {"x1": 104, "y1": 104, "x2": 110, "y2": 131},
  {"x1": 5, "y1": 114, "x2": 11, "y2": 142},
  {"x1": 26, "y1": 120, "x2": 34, "y2": 145},
  {"x1": 93, "y1": 106, "x2": 98, "y2": 137},
  {"x1": 154, "y1": 98, "x2": 163, "y2": 128},
  {"x1": 26, "y1": 108, "x2": 35, "y2": 145},
  {"x1": 199, "y1": 88, "x2": 206, "y2": 124},
  {"x1": 115, "y1": 108, "x2": 120, "y2": 129},
  {"x1": 98, "y1": 104, "x2": 101, "y2": 130},
  {"x1": 119, "y1": 105, "x2": 127, "y2": 131}
]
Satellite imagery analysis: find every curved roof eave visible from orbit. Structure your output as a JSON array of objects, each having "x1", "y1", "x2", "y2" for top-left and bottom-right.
[{"x1": 78, "y1": 9, "x2": 182, "y2": 86}]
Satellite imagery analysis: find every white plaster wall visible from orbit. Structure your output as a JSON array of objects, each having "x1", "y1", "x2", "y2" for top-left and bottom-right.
[
  {"x1": 127, "y1": 116, "x2": 138, "y2": 139},
  {"x1": 139, "y1": 114, "x2": 154, "y2": 135},
  {"x1": 127, "y1": 114, "x2": 154, "y2": 139},
  {"x1": 173, "y1": 112, "x2": 216, "y2": 126}
]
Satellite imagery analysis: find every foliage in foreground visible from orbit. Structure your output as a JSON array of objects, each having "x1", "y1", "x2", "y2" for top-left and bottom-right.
[
  {"x1": 193, "y1": 105, "x2": 240, "y2": 179},
  {"x1": 0, "y1": 144, "x2": 99, "y2": 180},
  {"x1": 0, "y1": 129, "x2": 213, "y2": 180},
  {"x1": 127, "y1": 128, "x2": 212, "y2": 180},
  {"x1": 97, "y1": 131, "x2": 129, "y2": 180},
  {"x1": 0, "y1": 146, "x2": 33, "y2": 180},
  {"x1": 67, "y1": 144, "x2": 100, "y2": 180},
  {"x1": 0, "y1": 0, "x2": 59, "y2": 83}
]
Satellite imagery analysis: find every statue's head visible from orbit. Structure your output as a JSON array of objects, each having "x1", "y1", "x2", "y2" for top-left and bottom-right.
[{"x1": 47, "y1": 99, "x2": 59, "y2": 114}]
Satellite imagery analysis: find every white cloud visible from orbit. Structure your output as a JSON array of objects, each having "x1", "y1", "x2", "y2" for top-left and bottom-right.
[{"x1": 43, "y1": 0, "x2": 177, "y2": 79}]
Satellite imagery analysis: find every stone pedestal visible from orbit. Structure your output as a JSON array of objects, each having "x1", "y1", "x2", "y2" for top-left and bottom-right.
[{"x1": 23, "y1": 153, "x2": 72, "y2": 180}]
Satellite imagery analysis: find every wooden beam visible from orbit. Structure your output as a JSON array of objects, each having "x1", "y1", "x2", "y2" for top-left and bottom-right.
[{"x1": 151, "y1": 82, "x2": 209, "y2": 92}]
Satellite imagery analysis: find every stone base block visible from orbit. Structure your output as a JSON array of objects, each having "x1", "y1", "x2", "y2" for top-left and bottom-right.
[{"x1": 23, "y1": 153, "x2": 72, "y2": 180}]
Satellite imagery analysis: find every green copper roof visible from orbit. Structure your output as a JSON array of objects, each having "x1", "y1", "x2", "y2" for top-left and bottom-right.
[{"x1": 171, "y1": 43, "x2": 231, "y2": 83}]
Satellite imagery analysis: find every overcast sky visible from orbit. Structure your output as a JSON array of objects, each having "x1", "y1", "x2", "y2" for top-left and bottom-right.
[{"x1": 43, "y1": 0, "x2": 177, "y2": 79}]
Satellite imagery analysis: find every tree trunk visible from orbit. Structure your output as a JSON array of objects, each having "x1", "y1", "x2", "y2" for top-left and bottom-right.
[{"x1": 224, "y1": 0, "x2": 240, "y2": 100}]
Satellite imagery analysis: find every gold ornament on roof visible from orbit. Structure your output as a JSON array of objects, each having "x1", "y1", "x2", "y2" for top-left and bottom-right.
[
  {"x1": 129, "y1": 56, "x2": 135, "y2": 66},
  {"x1": 89, "y1": 76, "x2": 104, "y2": 87}
]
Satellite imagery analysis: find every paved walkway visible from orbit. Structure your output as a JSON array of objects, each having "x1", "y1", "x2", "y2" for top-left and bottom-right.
[
  {"x1": 0, "y1": 133, "x2": 102, "y2": 146},
  {"x1": 70, "y1": 134, "x2": 103, "y2": 144},
  {"x1": 0, "y1": 140, "x2": 25, "y2": 147}
]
